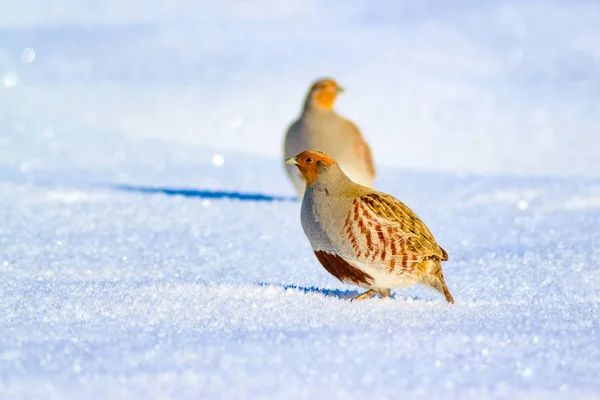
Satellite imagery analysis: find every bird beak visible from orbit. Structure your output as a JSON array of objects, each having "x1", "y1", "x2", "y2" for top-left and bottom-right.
[
  {"x1": 336, "y1": 86, "x2": 345, "y2": 93},
  {"x1": 285, "y1": 156, "x2": 298, "y2": 165}
]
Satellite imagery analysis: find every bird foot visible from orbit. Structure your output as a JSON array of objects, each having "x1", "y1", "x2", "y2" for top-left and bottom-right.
[
  {"x1": 351, "y1": 289, "x2": 376, "y2": 301},
  {"x1": 351, "y1": 289, "x2": 391, "y2": 302}
]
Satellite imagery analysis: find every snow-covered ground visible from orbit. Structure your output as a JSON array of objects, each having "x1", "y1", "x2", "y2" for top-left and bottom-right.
[{"x1": 1, "y1": 1, "x2": 600, "y2": 399}]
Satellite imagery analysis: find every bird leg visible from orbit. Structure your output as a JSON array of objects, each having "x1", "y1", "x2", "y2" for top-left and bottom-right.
[
  {"x1": 351, "y1": 288, "x2": 391, "y2": 301},
  {"x1": 351, "y1": 289, "x2": 377, "y2": 301}
]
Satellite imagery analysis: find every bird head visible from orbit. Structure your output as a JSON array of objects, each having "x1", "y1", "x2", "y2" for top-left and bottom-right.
[
  {"x1": 285, "y1": 149, "x2": 336, "y2": 186},
  {"x1": 304, "y1": 78, "x2": 345, "y2": 111}
]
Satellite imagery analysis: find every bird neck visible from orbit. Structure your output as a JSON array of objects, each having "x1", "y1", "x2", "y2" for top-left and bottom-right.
[
  {"x1": 306, "y1": 165, "x2": 354, "y2": 194},
  {"x1": 303, "y1": 96, "x2": 336, "y2": 114}
]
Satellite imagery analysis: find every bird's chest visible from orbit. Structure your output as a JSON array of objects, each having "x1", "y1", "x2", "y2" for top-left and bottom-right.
[
  {"x1": 300, "y1": 190, "x2": 347, "y2": 252},
  {"x1": 302, "y1": 115, "x2": 347, "y2": 142}
]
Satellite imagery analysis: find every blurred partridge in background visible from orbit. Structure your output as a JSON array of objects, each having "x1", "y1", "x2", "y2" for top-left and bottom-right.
[
  {"x1": 283, "y1": 78, "x2": 376, "y2": 197},
  {"x1": 286, "y1": 150, "x2": 454, "y2": 303}
]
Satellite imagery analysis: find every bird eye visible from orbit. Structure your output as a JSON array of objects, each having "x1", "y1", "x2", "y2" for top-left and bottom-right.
[{"x1": 305, "y1": 157, "x2": 313, "y2": 163}]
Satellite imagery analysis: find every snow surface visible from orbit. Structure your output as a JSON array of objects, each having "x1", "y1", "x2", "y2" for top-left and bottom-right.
[{"x1": 2, "y1": 0, "x2": 600, "y2": 399}]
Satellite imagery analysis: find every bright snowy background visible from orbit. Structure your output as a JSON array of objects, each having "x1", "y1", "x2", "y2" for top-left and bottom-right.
[{"x1": 1, "y1": 0, "x2": 600, "y2": 399}]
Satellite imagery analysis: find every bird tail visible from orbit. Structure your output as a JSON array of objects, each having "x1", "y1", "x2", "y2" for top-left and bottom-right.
[
  {"x1": 423, "y1": 260, "x2": 454, "y2": 304},
  {"x1": 439, "y1": 246, "x2": 449, "y2": 261}
]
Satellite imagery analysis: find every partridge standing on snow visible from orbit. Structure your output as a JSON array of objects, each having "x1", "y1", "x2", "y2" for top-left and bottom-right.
[
  {"x1": 285, "y1": 149, "x2": 454, "y2": 303},
  {"x1": 283, "y1": 78, "x2": 376, "y2": 198}
]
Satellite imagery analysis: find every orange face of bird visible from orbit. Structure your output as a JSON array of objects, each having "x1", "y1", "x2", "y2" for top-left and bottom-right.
[
  {"x1": 308, "y1": 79, "x2": 345, "y2": 110},
  {"x1": 285, "y1": 150, "x2": 335, "y2": 186}
]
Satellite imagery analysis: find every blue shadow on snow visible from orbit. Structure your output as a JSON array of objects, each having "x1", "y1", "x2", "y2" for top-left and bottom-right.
[
  {"x1": 111, "y1": 184, "x2": 298, "y2": 202},
  {"x1": 257, "y1": 283, "x2": 429, "y2": 302},
  {"x1": 257, "y1": 282, "x2": 362, "y2": 300}
]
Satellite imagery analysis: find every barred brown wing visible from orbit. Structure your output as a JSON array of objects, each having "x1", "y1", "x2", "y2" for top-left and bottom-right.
[{"x1": 343, "y1": 192, "x2": 447, "y2": 263}]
